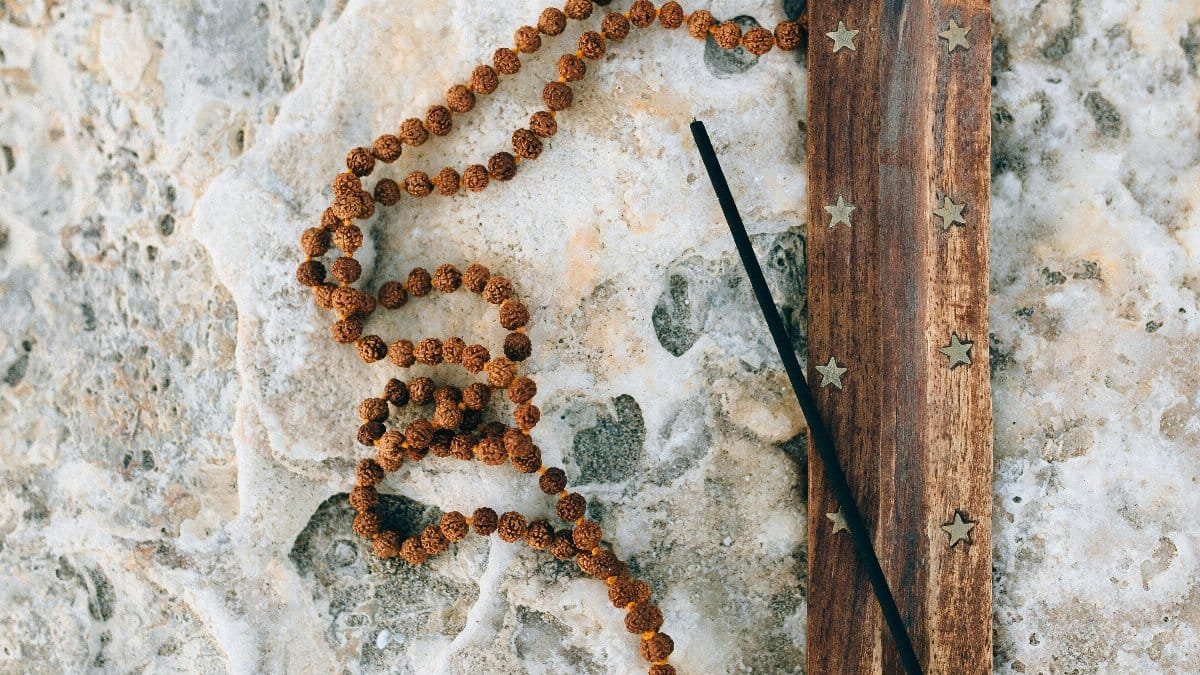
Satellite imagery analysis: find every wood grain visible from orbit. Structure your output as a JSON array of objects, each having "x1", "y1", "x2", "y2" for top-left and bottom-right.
[{"x1": 805, "y1": 0, "x2": 993, "y2": 671}]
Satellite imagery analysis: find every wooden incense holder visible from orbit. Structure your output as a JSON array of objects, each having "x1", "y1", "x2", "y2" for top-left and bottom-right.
[{"x1": 805, "y1": 0, "x2": 993, "y2": 671}]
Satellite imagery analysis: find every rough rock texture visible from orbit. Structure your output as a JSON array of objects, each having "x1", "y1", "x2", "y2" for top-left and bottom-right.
[{"x1": 0, "y1": 0, "x2": 1196, "y2": 673}]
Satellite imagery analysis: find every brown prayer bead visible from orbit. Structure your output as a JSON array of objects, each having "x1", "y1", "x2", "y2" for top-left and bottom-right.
[
  {"x1": 445, "y1": 84, "x2": 475, "y2": 113},
  {"x1": 488, "y1": 152, "x2": 517, "y2": 181},
  {"x1": 563, "y1": 0, "x2": 592, "y2": 20},
  {"x1": 374, "y1": 178, "x2": 402, "y2": 205},
  {"x1": 743, "y1": 26, "x2": 775, "y2": 55},
  {"x1": 472, "y1": 507, "x2": 498, "y2": 536},
  {"x1": 407, "y1": 268, "x2": 433, "y2": 296},
  {"x1": 659, "y1": 2, "x2": 684, "y2": 29},
  {"x1": 493, "y1": 47, "x2": 521, "y2": 75},
  {"x1": 504, "y1": 331, "x2": 533, "y2": 361},
  {"x1": 373, "y1": 134, "x2": 403, "y2": 162},
  {"x1": 601, "y1": 13, "x2": 630, "y2": 41},
  {"x1": 514, "y1": 25, "x2": 541, "y2": 53},
  {"x1": 530, "y1": 111, "x2": 558, "y2": 138},
  {"x1": 434, "y1": 167, "x2": 460, "y2": 196},
  {"x1": 512, "y1": 129, "x2": 543, "y2": 160},
  {"x1": 346, "y1": 147, "x2": 375, "y2": 177},
  {"x1": 629, "y1": 1, "x2": 656, "y2": 28},
  {"x1": 405, "y1": 171, "x2": 433, "y2": 197},
  {"x1": 687, "y1": 10, "x2": 715, "y2": 39},
  {"x1": 462, "y1": 164, "x2": 489, "y2": 191},
  {"x1": 712, "y1": 21, "x2": 742, "y2": 50},
  {"x1": 579, "y1": 31, "x2": 605, "y2": 60},
  {"x1": 400, "y1": 117, "x2": 428, "y2": 146},
  {"x1": 497, "y1": 512, "x2": 528, "y2": 542},
  {"x1": 775, "y1": 20, "x2": 803, "y2": 51},
  {"x1": 425, "y1": 105, "x2": 452, "y2": 136},
  {"x1": 540, "y1": 467, "x2": 567, "y2": 494},
  {"x1": 470, "y1": 65, "x2": 499, "y2": 95},
  {"x1": 538, "y1": 7, "x2": 567, "y2": 35}
]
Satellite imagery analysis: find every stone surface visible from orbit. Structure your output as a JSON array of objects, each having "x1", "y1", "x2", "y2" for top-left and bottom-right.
[{"x1": 0, "y1": 0, "x2": 1196, "y2": 673}]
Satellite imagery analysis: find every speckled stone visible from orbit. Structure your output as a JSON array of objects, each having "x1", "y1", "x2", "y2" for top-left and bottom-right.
[{"x1": 0, "y1": 0, "x2": 1197, "y2": 673}]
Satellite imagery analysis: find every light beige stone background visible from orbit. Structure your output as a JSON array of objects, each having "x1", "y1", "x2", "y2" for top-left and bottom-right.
[{"x1": 0, "y1": 0, "x2": 1197, "y2": 673}]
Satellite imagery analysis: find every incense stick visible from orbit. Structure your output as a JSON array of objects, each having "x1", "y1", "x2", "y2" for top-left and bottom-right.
[{"x1": 689, "y1": 119, "x2": 923, "y2": 675}]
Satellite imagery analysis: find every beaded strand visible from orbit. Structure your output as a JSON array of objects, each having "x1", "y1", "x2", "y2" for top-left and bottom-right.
[{"x1": 296, "y1": 3, "x2": 807, "y2": 673}]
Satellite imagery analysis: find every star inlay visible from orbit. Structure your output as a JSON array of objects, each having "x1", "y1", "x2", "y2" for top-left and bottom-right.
[
  {"x1": 826, "y1": 509, "x2": 849, "y2": 534},
  {"x1": 824, "y1": 195, "x2": 855, "y2": 228},
  {"x1": 940, "y1": 511, "x2": 977, "y2": 548},
  {"x1": 933, "y1": 196, "x2": 966, "y2": 230},
  {"x1": 815, "y1": 357, "x2": 848, "y2": 389},
  {"x1": 938, "y1": 20, "x2": 971, "y2": 52},
  {"x1": 939, "y1": 333, "x2": 973, "y2": 368},
  {"x1": 826, "y1": 21, "x2": 860, "y2": 53}
]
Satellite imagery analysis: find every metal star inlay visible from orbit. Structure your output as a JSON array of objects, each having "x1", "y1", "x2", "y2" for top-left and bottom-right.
[
  {"x1": 826, "y1": 509, "x2": 849, "y2": 534},
  {"x1": 938, "y1": 19, "x2": 971, "y2": 52},
  {"x1": 815, "y1": 357, "x2": 848, "y2": 389},
  {"x1": 826, "y1": 21, "x2": 860, "y2": 52},
  {"x1": 824, "y1": 195, "x2": 855, "y2": 228},
  {"x1": 939, "y1": 333, "x2": 973, "y2": 368},
  {"x1": 940, "y1": 511, "x2": 977, "y2": 548},
  {"x1": 933, "y1": 196, "x2": 967, "y2": 230}
]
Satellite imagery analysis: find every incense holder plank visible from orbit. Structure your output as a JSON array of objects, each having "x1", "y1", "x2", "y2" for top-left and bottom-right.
[{"x1": 806, "y1": 0, "x2": 993, "y2": 671}]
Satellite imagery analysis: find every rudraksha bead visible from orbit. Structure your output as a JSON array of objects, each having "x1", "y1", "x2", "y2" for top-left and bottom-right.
[
  {"x1": 421, "y1": 524, "x2": 450, "y2": 555},
  {"x1": 687, "y1": 9, "x2": 715, "y2": 39},
  {"x1": 629, "y1": 1, "x2": 656, "y2": 28},
  {"x1": 526, "y1": 520, "x2": 554, "y2": 550},
  {"x1": 441, "y1": 511, "x2": 469, "y2": 541},
  {"x1": 557, "y1": 492, "x2": 587, "y2": 521},
  {"x1": 743, "y1": 26, "x2": 775, "y2": 55},
  {"x1": 504, "y1": 331, "x2": 533, "y2": 361},
  {"x1": 497, "y1": 511, "x2": 528, "y2": 543},
  {"x1": 538, "y1": 7, "x2": 567, "y2": 35},
  {"x1": 400, "y1": 117, "x2": 428, "y2": 146},
  {"x1": 472, "y1": 507, "x2": 498, "y2": 536},
  {"x1": 499, "y1": 299, "x2": 530, "y2": 329},
  {"x1": 356, "y1": 458, "x2": 385, "y2": 486},
  {"x1": 712, "y1": 21, "x2": 742, "y2": 50},
  {"x1": 463, "y1": 382, "x2": 492, "y2": 410},
  {"x1": 488, "y1": 152, "x2": 517, "y2": 181},
  {"x1": 530, "y1": 111, "x2": 558, "y2": 138},
  {"x1": 470, "y1": 65, "x2": 499, "y2": 94},
  {"x1": 641, "y1": 633, "x2": 675, "y2": 662},
  {"x1": 540, "y1": 467, "x2": 568, "y2": 494},
  {"x1": 602, "y1": 13, "x2": 630, "y2": 40},
  {"x1": 445, "y1": 84, "x2": 475, "y2": 113},
  {"x1": 659, "y1": 2, "x2": 684, "y2": 29},
  {"x1": 358, "y1": 397, "x2": 389, "y2": 422},
  {"x1": 388, "y1": 339, "x2": 415, "y2": 368},
  {"x1": 625, "y1": 602, "x2": 664, "y2": 633},
  {"x1": 482, "y1": 276, "x2": 514, "y2": 304},
  {"x1": 574, "y1": 519, "x2": 603, "y2": 550},
  {"x1": 493, "y1": 47, "x2": 521, "y2": 75},
  {"x1": 514, "y1": 25, "x2": 541, "y2": 53},
  {"x1": 378, "y1": 281, "x2": 408, "y2": 309},
  {"x1": 508, "y1": 377, "x2": 537, "y2": 404},
  {"x1": 373, "y1": 134, "x2": 403, "y2": 162},
  {"x1": 425, "y1": 105, "x2": 453, "y2": 136},
  {"x1": 579, "y1": 31, "x2": 605, "y2": 60},
  {"x1": 775, "y1": 20, "x2": 803, "y2": 51},
  {"x1": 346, "y1": 147, "x2": 375, "y2": 177},
  {"x1": 463, "y1": 263, "x2": 490, "y2": 292},
  {"x1": 462, "y1": 164, "x2": 489, "y2": 191},
  {"x1": 407, "y1": 268, "x2": 433, "y2": 296}
]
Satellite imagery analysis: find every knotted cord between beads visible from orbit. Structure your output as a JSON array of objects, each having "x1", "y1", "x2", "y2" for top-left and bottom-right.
[{"x1": 293, "y1": 2, "x2": 807, "y2": 674}]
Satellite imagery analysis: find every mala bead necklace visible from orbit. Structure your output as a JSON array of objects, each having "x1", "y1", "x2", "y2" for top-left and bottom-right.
[{"x1": 297, "y1": 2, "x2": 807, "y2": 673}]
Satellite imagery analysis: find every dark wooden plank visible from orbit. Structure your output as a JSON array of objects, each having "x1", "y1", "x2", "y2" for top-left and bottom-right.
[{"x1": 806, "y1": 0, "x2": 993, "y2": 670}]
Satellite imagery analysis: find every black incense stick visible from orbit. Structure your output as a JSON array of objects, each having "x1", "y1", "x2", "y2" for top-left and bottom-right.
[{"x1": 689, "y1": 119, "x2": 923, "y2": 675}]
